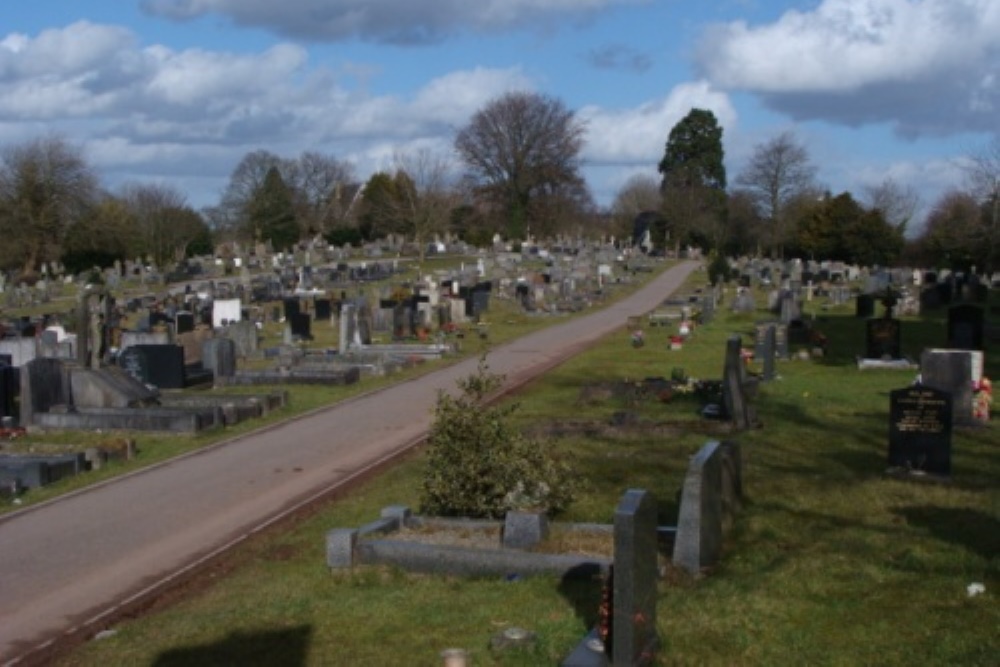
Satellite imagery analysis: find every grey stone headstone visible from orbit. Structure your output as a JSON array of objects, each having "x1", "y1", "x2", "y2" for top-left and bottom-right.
[
  {"x1": 673, "y1": 441, "x2": 742, "y2": 573},
  {"x1": 612, "y1": 489, "x2": 658, "y2": 666},
  {"x1": 722, "y1": 336, "x2": 750, "y2": 430},
  {"x1": 202, "y1": 337, "x2": 237, "y2": 381},
  {"x1": 920, "y1": 349, "x2": 976, "y2": 427},
  {"x1": 503, "y1": 511, "x2": 549, "y2": 550}
]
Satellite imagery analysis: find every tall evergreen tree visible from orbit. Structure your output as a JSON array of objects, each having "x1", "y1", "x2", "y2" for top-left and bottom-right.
[
  {"x1": 247, "y1": 166, "x2": 299, "y2": 251},
  {"x1": 657, "y1": 108, "x2": 727, "y2": 253}
]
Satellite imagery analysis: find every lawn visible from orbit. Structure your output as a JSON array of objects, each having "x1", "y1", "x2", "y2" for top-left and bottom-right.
[{"x1": 56, "y1": 276, "x2": 999, "y2": 666}]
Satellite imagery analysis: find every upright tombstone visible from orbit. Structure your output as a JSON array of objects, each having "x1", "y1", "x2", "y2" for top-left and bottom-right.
[
  {"x1": 612, "y1": 489, "x2": 659, "y2": 666},
  {"x1": 202, "y1": 337, "x2": 237, "y2": 382},
  {"x1": 175, "y1": 311, "x2": 195, "y2": 335},
  {"x1": 722, "y1": 336, "x2": 751, "y2": 430},
  {"x1": 673, "y1": 441, "x2": 743, "y2": 573},
  {"x1": 212, "y1": 298, "x2": 242, "y2": 328},
  {"x1": 779, "y1": 291, "x2": 800, "y2": 324},
  {"x1": 19, "y1": 358, "x2": 68, "y2": 427},
  {"x1": 314, "y1": 298, "x2": 333, "y2": 322},
  {"x1": 947, "y1": 304, "x2": 984, "y2": 351},
  {"x1": 888, "y1": 385, "x2": 952, "y2": 476},
  {"x1": 290, "y1": 312, "x2": 312, "y2": 340},
  {"x1": 856, "y1": 294, "x2": 875, "y2": 319},
  {"x1": 866, "y1": 317, "x2": 901, "y2": 359},
  {"x1": 0, "y1": 357, "x2": 19, "y2": 420},
  {"x1": 920, "y1": 349, "x2": 978, "y2": 427},
  {"x1": 119, "y1": 344, "x2": 186, "y2": 389}
]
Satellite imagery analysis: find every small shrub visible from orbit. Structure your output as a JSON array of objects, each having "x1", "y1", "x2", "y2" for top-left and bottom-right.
[
  {"x1": 707, "y1": 254, "x2": 732, "y2": 286},
  {"x1": 420, "y1": 357, "x2": 576, "y2": 519}
]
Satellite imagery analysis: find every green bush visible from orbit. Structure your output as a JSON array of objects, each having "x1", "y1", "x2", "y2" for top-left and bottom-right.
[
  {"x1": 420, "y1": 358, "x2": 576, "y2": 519},
  {"x1": 707, "y1": 253, "x2": 733, "y2": 285}
]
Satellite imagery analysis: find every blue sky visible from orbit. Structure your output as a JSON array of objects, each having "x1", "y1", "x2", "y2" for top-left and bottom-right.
[{"x1": 2, "y1": 1, "x2": 997, "y2": 232}]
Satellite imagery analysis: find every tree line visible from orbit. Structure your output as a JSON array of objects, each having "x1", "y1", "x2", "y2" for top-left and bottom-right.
[{"x1": 1, "y1": 93, "x2": 997, "y2": 281}]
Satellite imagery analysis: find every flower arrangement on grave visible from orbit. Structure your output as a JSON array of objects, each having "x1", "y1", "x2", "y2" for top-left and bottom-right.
[
  {"x1": 973, "y1": 377, "x2": 992, "y2": 421},
  {"x1": 740, "y1": 347, "x2": 754, "y2": 365},
  {"x1": 631, "y1": 329, "x2": 645, "y2": 348}
]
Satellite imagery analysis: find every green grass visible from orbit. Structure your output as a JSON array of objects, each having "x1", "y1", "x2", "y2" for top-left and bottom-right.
[{"x1": 54, "y1": 277, "x2": 1000, "y2": 665}]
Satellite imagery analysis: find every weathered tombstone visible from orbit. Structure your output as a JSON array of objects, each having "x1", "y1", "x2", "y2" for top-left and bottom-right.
[
  {"x1": 202, "y1": 337, "x2": 237, "y2": 381},
  {"x1": 502, "y1": 511, "x2": 549, "y2": 550},
  {"x1": 888, "y1": 385, "x2": 952, "y2": 476},
  {"x1": 673, "y1": 441, "x2": 742, "y2": 573},
  {"x1": 947, "y1": 304, "x2": 984, "y2": 351},
  {"x1": 722, "y1": 336, "x2": 751, "y2": 430},
  {"x1": 223, "y1": 320, "x2": 258, "y2": 359},
  {"x1": 866, "y1": 317, "x2": 901, "y2": 359},
  {"x1": 920, "y1": 349, "x2": 978, "y2": 427},
  {"x1": 612, "y1": 489, "x2": 658, "y2": 666},
  {"x1": 779, "y1": 292, "x2": 800, "y2": 324}
]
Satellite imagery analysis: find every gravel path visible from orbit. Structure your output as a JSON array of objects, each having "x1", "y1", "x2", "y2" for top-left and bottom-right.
[{"x1": 0, "y1": 260, "x2": 699, "y2": 663}]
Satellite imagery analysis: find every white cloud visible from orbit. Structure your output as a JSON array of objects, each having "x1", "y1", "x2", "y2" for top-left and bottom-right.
[
  {"x1": 141, "y1": 0, "x2": 645, "y2": 44},
  {"x1": 696, "y1": 0, "x2": 1000, "y2": 137},
  {"x1": 580, "y1": 80, "x2": 737, "y2": 166}
]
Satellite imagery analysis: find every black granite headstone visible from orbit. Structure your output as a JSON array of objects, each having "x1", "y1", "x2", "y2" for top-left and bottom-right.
[
  {"x1": 290, "y1": 312, "x2": 312, "y2": 340},
  {"x1": 889, "y1": 386, "x2": 952, "y2": 476},
  {"x1": 175, "y1": 311, "x2": 195, "y2": 335},
  {"x1": 120, "y1": 344, "x2": 186, "y2": 389},
  {"x1": 866, "y1": 318, "x2": 901, "y2": 359},
  {"x1": 283, "y1": 298, "x2": 301, "y2": 320},
  {"x1": 314, "y1": 299, "x2": 332, "y2": 321}
]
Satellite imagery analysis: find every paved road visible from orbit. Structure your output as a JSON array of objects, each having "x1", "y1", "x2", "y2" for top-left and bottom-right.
[{"x1": 0, "y1": 260, "x2": 699, "y2": 662}]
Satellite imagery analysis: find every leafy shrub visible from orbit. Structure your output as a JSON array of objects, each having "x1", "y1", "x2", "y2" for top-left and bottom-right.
[
  {"x1": 420, "y1": 358, "x2": 576, "y2": 519},
  {"x1": 707, "y1": 254, "x2": 733, "y2": 285}
]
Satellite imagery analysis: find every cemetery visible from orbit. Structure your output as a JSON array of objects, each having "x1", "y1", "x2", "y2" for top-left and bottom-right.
[
  {"x1": 5, "y1": 255, "x2": 998, "y2": 665},
  {"x1": 0, "y1": 238, "x2": 652, "y2": 496}
]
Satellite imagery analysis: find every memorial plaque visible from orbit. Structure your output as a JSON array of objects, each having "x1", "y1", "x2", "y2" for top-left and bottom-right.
[
  {"x1": 889, "y1": 386, "x2": 952, "y2": 476},
  {"x1": 866, "y1": 318, "x2": 901, "y2": 359}
]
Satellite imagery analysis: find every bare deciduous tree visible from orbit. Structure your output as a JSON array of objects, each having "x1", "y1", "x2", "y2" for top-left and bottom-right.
[
  {"x1": 736, "y1": 131, "x2": 817, "y2": 258},
  {"x1": 454, "y1": 91, "x2": 586, "y2": 239},
  {"x1": 0, "y1": 136, "x2": 98, "y2": 276},
  {"x1": 862, "y1": 177, "x2": 920, "y2": 231},
  {"x1": 964, "y1": 137, "x2": 1000, "y2": 272}
]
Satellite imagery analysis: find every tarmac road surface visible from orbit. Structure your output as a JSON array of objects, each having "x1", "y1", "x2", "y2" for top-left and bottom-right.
[{"x1": 0, "y1": 260, "x2": 699, "y2": 663}]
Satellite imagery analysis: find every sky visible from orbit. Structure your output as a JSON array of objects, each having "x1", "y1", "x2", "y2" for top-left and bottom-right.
[{"x1": 1, "y1": 0, "x2": 997, "y2": 233}]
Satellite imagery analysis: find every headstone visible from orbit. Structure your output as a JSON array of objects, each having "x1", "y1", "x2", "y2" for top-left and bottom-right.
[
  {"x1": 722, "y1": 336, "x2": 751, "y2": 430},
  {"x1": 889, "y1": 385, "x2": 952, "y2": 476},
  {"x1": 212, "y1": 298, "x2": 242, "y2": 328},
  {"x1": 290, "y1": 312, "x2": 312, "y2": 340},
  {"x1": 761, "y1": 324, "x2": 776, "y2": 381},
  {"x1": 175, "y1": 311, "x2": 195, "y2": 335},
  {"x1": 920, "y1": 349, "x2": 979, "y2": 427},
  {"x1": 611, "y1": 489, "x2": 658, "y2": 666},
  {"x1": 866, "y1": 318, "x2": 901, "y2": 359},
  {"x1": 202, "y1": 337, "x2": 237, "y2": 381},
  {"x1": 315, "y1": 298, "x2": 333, "y2": 321},
  {"x1": 119, "y1": 344, "x2": 186, "y2": 389},
  {"x1": 947, "y1": 304, "x2": 984, "y2": 351},
  {"x1": 19, "y1": 358, "x2": 68, "y2": 427},
  {"x1": 0, "y1": 361, "x2": 18, "y2": 419},
  {"x1": 673, "y1": 441, "x2": 743, "y2": 573}
]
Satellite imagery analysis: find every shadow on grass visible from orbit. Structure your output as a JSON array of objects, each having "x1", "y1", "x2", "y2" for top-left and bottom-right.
[
  {"x1": 557, "y1": 564, "x2": 605, "y2": 632},
  {"x1": 152, "y1": 625, "x2": 312, "y2": 667},
  {"x1": 894, "y1": 506, "x2": 1000, "y2": 562}
]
